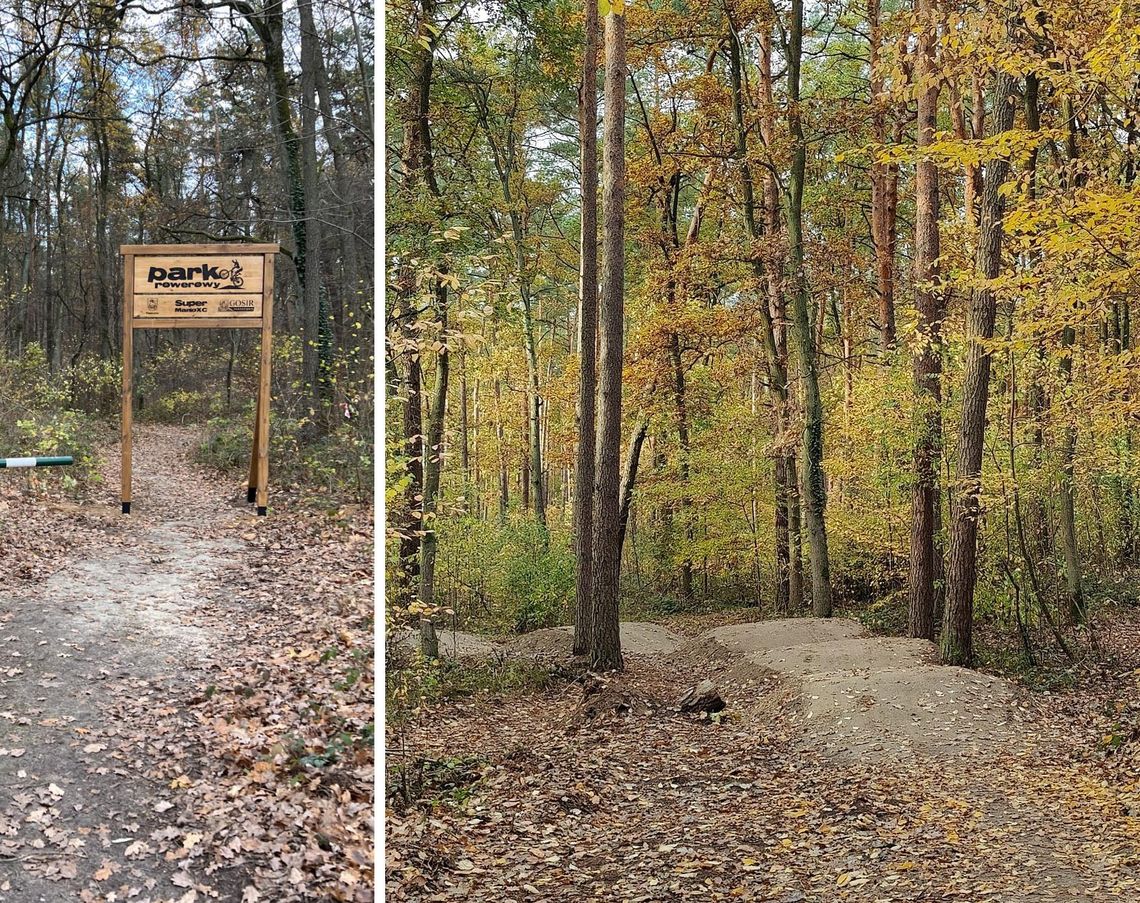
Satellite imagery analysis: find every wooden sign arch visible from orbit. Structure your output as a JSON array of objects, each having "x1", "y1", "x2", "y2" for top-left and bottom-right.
[{"x1": 120, "y1": 243, "x2": 279, "y2": 516}]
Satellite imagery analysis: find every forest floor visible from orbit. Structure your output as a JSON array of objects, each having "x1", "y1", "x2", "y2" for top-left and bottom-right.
[
  {"x1": 385, "y1": 611, "x2": 1140, "y2": 901},
  {"x1": 0, "y1": 426, "x2": 373, "y2": 902}
]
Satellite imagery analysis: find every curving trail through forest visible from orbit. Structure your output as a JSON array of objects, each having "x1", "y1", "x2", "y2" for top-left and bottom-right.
[{"x1": 386, "y1": 617, "x2": 1140, "y2": 902}]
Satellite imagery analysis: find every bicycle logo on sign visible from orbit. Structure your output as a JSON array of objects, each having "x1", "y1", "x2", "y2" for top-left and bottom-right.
[{"x1": 217, "y1": 260, "x2": 245, "y2": 288}]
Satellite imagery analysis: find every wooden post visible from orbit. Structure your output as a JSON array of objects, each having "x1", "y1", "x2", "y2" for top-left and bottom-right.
[
  {"x1": 121, "y1": 253, "x2": 134, "y2": 514},
  {"x1": 119, "y1": 243, "x2": 277, "y2": 515},
  {"x1": 247, "y1": 387, "x2": 262, "y2": 503},
  {"x1": 254, "y1": 254, "x2": 274, "y2": 515}
]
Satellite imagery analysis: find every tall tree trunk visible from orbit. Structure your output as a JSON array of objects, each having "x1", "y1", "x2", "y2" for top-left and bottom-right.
[
  {"x1": 399, "y1": 319, "x2": 424, "y2": 598},
  {"x1": 785, "y1": 0, "x2": 832, "y2": 616},
  {"x1": 240, "y1": 1, "x2": 319, "y2": 395},
  {"x1": 397, "y1": 0, "x2": 448, "y2": 652},
  {"x1": 419, "y1": 284, "x2": 450, "y2": 658},
  {"x1": 304, "y1": 0, "x2": 362, "y2": 316},
  {"x1": 868, "y1": 0, "x2": 897, "y2": 350},
  {"x1": 573, "y1": 0, "x2": 600, "y2": 656},
  {"x1": 941, "y1": 72, "x2": 1016, "y2": 666},
  {"x1": 1058, "y1": 96, "x2": 1084, "y2": 622},
  {"x1": 494, "y1": 377, "x2": 509, "y2": 523},
  {"x1": 617, "y1": 419, "x2": 649, "y2": 554},
  {"x1": 299, "y1": 0, "x2": 329, "y2": 409},
  {"x1": 458, "y1": 341, "x2": 470, "y2": 481},
  {"x1": 1058, "y1": 325, "x2": 1084, "y2": 622},
  {"x1": 522, "y1": 292, "x2": 547, "y2": 532},
  {"x1": 908, "y1": 0, "x2": 943, "y2": 640},
  {"x1": 591, "y1": 3, "x2": 626, "y2": 672},
  {"x1": 669, "y1": 329, "x2": 694, "y2": 603},
  {"x1": 761, "y1": 25, "x2": 803, "y2": 611},
  {"x1": 730, "y1": 17, "x2": 793, "y2": 613},
  {"x1": 1022, "y1": 73, "x2": 1053, "y2": 575},
  {"x1": 965, "y1": 75, "x2": 984, "y2": 225}
]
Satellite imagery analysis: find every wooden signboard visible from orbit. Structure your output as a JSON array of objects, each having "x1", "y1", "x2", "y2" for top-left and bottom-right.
[{"x1": 121, "y1": 243, "x2": 279, "y2": 516}]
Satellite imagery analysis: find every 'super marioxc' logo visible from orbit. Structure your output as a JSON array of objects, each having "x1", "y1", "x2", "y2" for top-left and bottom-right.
[{"x1": 147, "y1": 259, "x2": 245, "y2": 290}]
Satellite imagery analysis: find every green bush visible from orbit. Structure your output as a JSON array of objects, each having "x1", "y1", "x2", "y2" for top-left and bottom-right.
[
  {"x1": 66, "y1": 355, "x2": 121, "y2": 417},
  {"x1": 0, "y1": 346, "x2": 102, "y2": 487},
  {"x1": 197, "y1": 404, "x2": 373, "y2": 503},
  {"x1": 198, "y1": 414, "x2": 254, "y2": 470},
  {"x1": 146, "y1": 388, "x2": 214, "y2": 424},
  {"x1": 433, "y1": 517, "x2": 574, "y2": 634},
  {"x1": 496, "y1": 522, "x2": 573, "y2": 633}
]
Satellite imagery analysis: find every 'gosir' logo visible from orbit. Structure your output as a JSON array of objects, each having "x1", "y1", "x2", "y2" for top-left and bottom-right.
[{"x1": 147, "y1": 260, "x2": 245, "y2": 290}]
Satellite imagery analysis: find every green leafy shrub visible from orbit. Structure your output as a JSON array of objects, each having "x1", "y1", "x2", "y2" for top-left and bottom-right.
[
  {"x1": 66, "y1": 355, "x2": 122, "y2": 417},
  {"x1": 198, "y1": 413, "x2": 254, "y2": 470},
  {"x1": 432, "y1": 517, "x2": 574, "y2": 634},
  {"x1": 0, "y1": 346, "x2": 103, "y2": 488},
  {"x1": 195, "y1": 333, "x2": 374, "y2": 503},
  {"x1": 146, "y1": 388, "x2": 214, "y2": 424}
]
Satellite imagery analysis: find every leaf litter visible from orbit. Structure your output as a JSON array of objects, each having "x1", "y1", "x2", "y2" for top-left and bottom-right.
[
  {"x1": 386, "y1": 612, "x2": 1140, "y2": 902},
  {"x1": 0, "y1": 425, "x2": 373, "y2": 901}
]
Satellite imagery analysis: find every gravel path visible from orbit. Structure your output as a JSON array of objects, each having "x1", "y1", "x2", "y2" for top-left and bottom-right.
[{"x1": 0, "y1": 426, "x2": 250, "y2": 901}]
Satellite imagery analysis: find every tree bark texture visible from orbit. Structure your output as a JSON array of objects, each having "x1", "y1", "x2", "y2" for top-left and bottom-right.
[
  {"x1": 574, "y1": 0, "x2": 599, "y2": 655},
  {"x1": 785, "y1": 0, "x2": 832, "y2": 617},
  {"x1": 590, "y1": 5, "x2": 626, "y2": 672},
  {"x1": 908, "y1": 0, "x2": 943, "y2": 641},
  {"x1": 941, "y1": 72, "x2": 1016, "y2": 666}
]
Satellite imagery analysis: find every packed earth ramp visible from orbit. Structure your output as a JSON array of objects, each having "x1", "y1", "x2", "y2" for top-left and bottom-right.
[{"x1": 701, "y1": 618, "x2": 1023, "y2": 758}]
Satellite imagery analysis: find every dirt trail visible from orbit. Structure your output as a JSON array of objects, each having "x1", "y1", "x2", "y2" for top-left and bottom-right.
[
  {"x1": 390, "y1": 621, "x2": 685, "y2": 661},
  {"x1": 0, "y1": 426, "x2": 248, "y2": 901},
  {"x1": 389, "y1": 615, "x2": 1140, "y2": 902},
  {"x1": 702, "y1": 618, "x2": 1022, "y2": 759}
]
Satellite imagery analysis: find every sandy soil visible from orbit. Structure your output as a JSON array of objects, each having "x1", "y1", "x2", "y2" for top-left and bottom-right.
[
  {"x1": 391, "y1": 622, "x2": 686, "y2": 663},
  {"x1": 698, "y1": 617, "x2": 1022, "y2": 759},
  {"x1": 0, "y1": 427, "x2": 251, "y2": 900}
]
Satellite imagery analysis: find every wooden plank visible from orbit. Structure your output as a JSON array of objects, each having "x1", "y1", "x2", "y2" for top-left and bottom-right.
[
  {"x1": 131, "y1": 318, "x2": 263, "y2": 329},
  {"x1": 134, "y1": 293, "x2": 263, "y2": 319},
  {"x1": 131, "y1": 254, "x2": 265, "y2": 297},
  {"x1": 120, "y1": 243, "x2": 281, "y2": 254},
  {"x1": 255, "y1": 255, "x2": 274, "y2": 515},
  {"x1": 121, "y1": 255, "x2": 134, "y2": 514}
]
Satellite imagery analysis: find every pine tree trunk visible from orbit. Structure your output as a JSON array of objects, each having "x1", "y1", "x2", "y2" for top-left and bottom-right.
[
  {"x1": 942, "y1": 72, "x2": 1016, "y2": 666},
  {"x1": 573, "y1": 0, "x2": 599, "y2": 655},
  {"x1": 590, "y1": 4, "x2": 626, "y2": 672}
]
